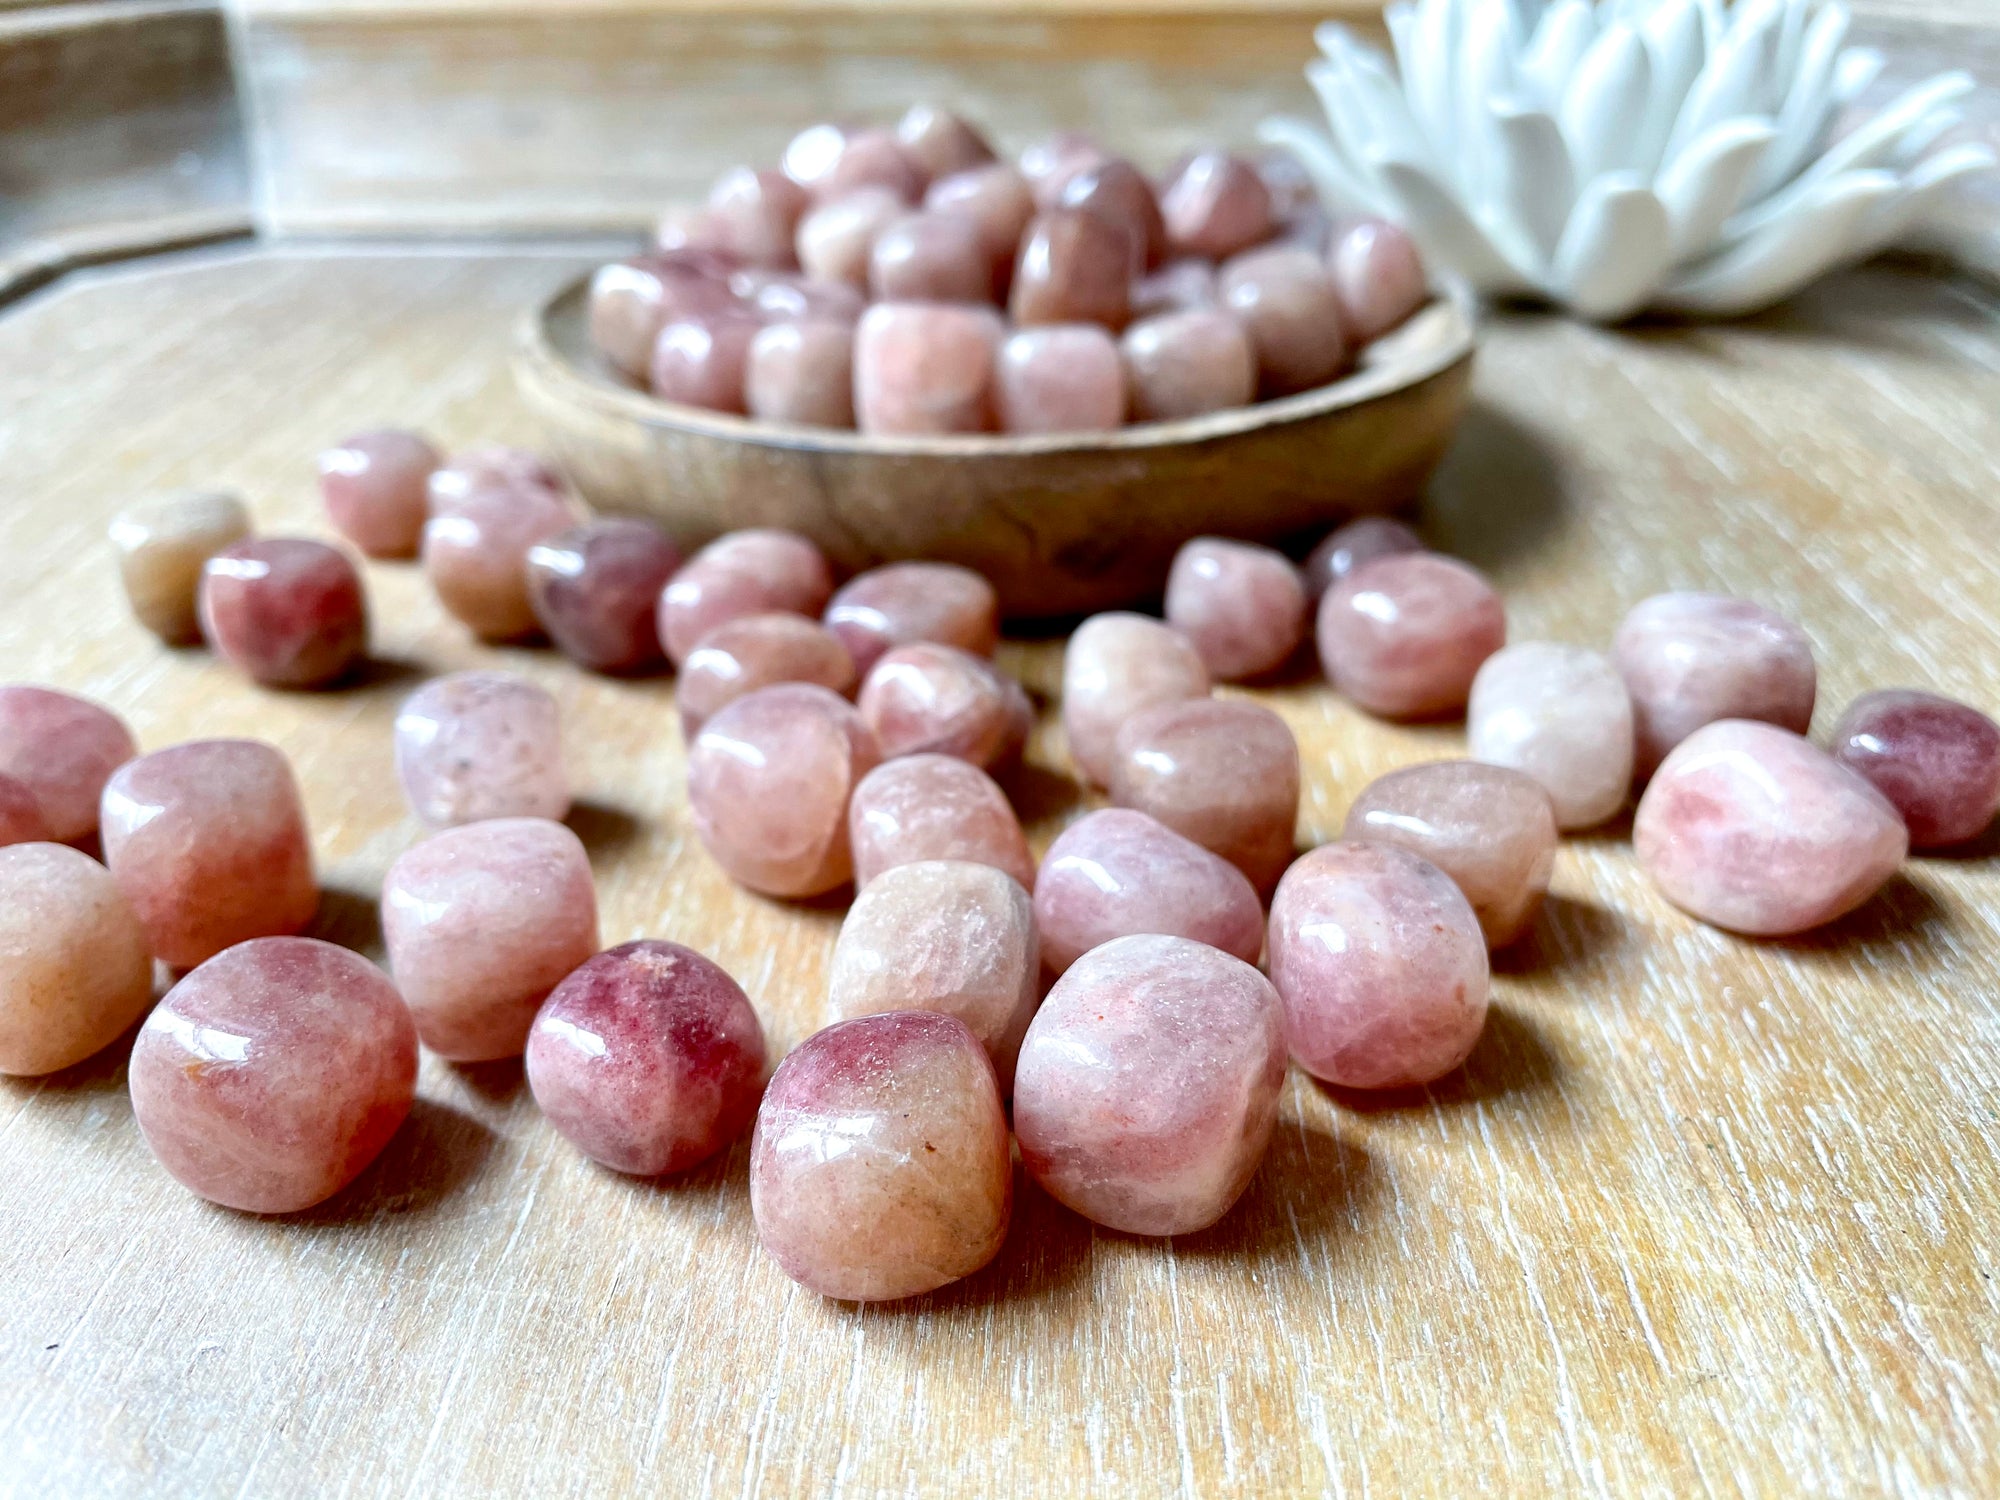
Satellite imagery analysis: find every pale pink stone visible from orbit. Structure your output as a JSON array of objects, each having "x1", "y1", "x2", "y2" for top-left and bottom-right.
[
  {"x1": 824, "y1": 561, "x2": 1000, "y2": 677},
  {"x1": 730, "y1": 269, "x2": 866, "y2": 326},
  {"x1": 1033, "y1": 808, "x2": 1264, "y2": 975},
  {"x1": 1013, "y1": 933, "x2": 1285, "y2": 1235},
  {"x1": 394, "y1": 671, "x2": 569, "y2": 827},
  {"x1": 1164, "y1": 536, "x2": 1308, "y2": 680},
  {"x1": 1832, "y1": 689, "x2": 2000, "y2": 849},
  {"x1": 1330, "y1": 219, "x2": 1428, "y2": 343},
  {"x1": 381, "y1": 818, "x2": 599, "y2": 1062},
  {"x1": 827, "y1": 860, "x2": 1038, "y2": 1089},
  {"x1": 199, "y1": 538, "x2": 368, "y2": 689},
  {"x1": 688, "y1": 683, "x2": 879, "y2": 898},
  {"x1": 1318, "y1": 553, "x2": 1506, "y2": 719},
  {"x1": 1010, "y1": 209, "x2": 1131, "y2": 330},
  {"x1": 1057, "y1": 158, "x2": 1167, "y2": 271},
  {"x1": 101, "y1": 740, "x2": 317, "y2": 970},
  {"x1": 129, "y1": 937, "x2": 418, "y2": 1213},
  {"x1": 796, "y1": 188, "x2": 907, "y2": 289},
  {"x1": 869, "y1": 210, "x2": 998, "y2": 304},
  {"x1": 751, "y1": 1011, "x2": 1009, "y2": 1301},
  {"x1": 925, "y1": 165, "x2": 1037, "y2": 268},
  {"x1": 316, "y1": 429, "x2": 439, "y2": 558},
  {"x1": 586, "y1": 253, "x2": 739, "y2": 380},
  {"x1": 1469, "y1": 643, "x2": 1635, "y2": 831},
  {"x1": 746, "y1": 319, "x2": 856, "y2": 427},
  {"x1": 1061, "y1": 612, "x2": 1210, "y2": 786},
  {"x1": 848, "y1": 753, "x2": 1034, "y2": 891},
  {"x1": 1634, "y1": 719, "x2": 1908, "y2": 935},
  {"x1": 1121, "y1": 309, "x2": 1257, "y2": 422},
  {"x1": 1268, "y1": 841, "x2": 1490, "y2": 1089},
  {"x1": 1220, "y1": 244, "x2": 1350, "y2": 395},
  {"x1": 856, "y1": 643, "x2": 1031, "y2": 769},
  {"x1": 650, "y1": 311, "x2": 759, "y2": 413},
  {"x1": 1613, "y1": 591, "x2": 1817, "y2": 780},
  {"x1": 651, "y1": 208, "x2": 737, "y2": 260},
  {"x1": 811, "y1": 127, "x2": 926, "y2": 204},
  {"x1": 781, "y1": 123, "x2": 855, "y2": 194},
  {"x1": 0, "y1": 775, "x2": 51, "y2": 847},
  {"x1": 1343, "y1": 761, "x2": 1558, "y2": 948},
  {"x1": 526, "y1": 517, "x2": 681, "y2": 675},
  {"x1": 706, "y1": 166, "x2": 809, "y2": 269},
  {"x1": 422, "y1": 452, "x2": 587, "y2": 642},
  {"x1": 1019, "y1": 132, "x2": 1108, "y2": 206},
  {"x1": 896, "y1": 104, "x2": 996, "y2": 181},
  {"x1": 1302, "y1": 515, "x2": 1423, "y2": 600},
  {"x1": 527, "y1": 939, "x2": 766, "y2": 1175},
  {"x1": 1108, "y1": 697, "x2": 1300, "y2": 894},
  {"x1": 1130, "y1": 258, "x2": 1217, "y2": 321},
  {"x1": 0, "y1": 685, "x2": 138, "y2": 843},
  {"x1": 1160, "y1": 152, "x2": 1276, "y2": 261},
  {"x1": 109, "y1": 491, "x2": 253, "y2": 643},
  {"x1": 677, "y1": 613, "x2": 857, "y2": 735},
  {"x1": 854, "y1": 303, "x2": 1004, "y2": 436},
  {"x1": 995, "y1": 325, "x2": 1127, "y2": 434},
  {"x1": 0, "y1": 842, "x2": 152, "y2": 1076},
  {"x1": 657, "y1": 528, "x2": 836, "y2": 666}
]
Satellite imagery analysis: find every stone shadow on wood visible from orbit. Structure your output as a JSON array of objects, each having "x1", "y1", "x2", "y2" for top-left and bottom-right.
[
  {"x1": 1492, "y1": 893, "x2": 1628, "y2": 979},
  {"x1": 1418, "y1": 399, "x2": 1570, "y2": 578},
  {"x1": 1317, "y1": 1002, "x2": 1560, "y2": 1115},
  {"x1": 292, "y1": 1097, "x2": 495, "y2": 1226}
]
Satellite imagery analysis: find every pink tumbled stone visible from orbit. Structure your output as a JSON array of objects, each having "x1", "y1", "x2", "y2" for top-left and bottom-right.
[
  {"x1": 1160, "y1": 152, "x2": 1276, "y2": 261},
  {"x1": 1832, "y1": 689, "x2": 2000, "y2": 849},
  {"x1": 824, "y1": 561, "x2": 1000, "y2": 678},
  {"x1": 650, "y1": 311, "x2": 759, "y2": 414},
  {"x1": 1033, "y1": 808, "x2": 1264, "y2": 975},
  {"x1": 706, "y1": 166, "x2": 809, "y2": 269},
  {"x1": 129, "y1": 938, "x2": 417, "y2": 1213},
  {"x1": 316, "y1": 429, "x2": 440, "y2": 558},
  {"x1": 1010, "y1": 209, "x2": 1132, "y2": 329},
  {"x1": 0, "y1": 775, "x2": 50, "y2": 847},
  {"x1": 856, "y1": 642, "x2": 1031, "y2": 769},
  {"x1": 394, "y1": 671, "x2": 569, "y2": 827},
  {"x1": 0, "y1": 842, "x2": 153, "y2": 1076},
  {"x1": 896, "y1": 104, "x2": 996, "y2": 181},
  {"x1": 1121, "y1": 309, "x2": 1257, "y2": 422},
  {"x1": 1061, "y1": 611, "x2": 1210, "y2": 786},
  {"x1": 751, "y1": 1010, "x2": 1010, "y2": 1302},
  {"x1": 1013, "y1": 933, "x2": 1285, "y2": 1235},
  {"x1": 746, "y1": 319, "x2": 856, "y2": 427},
  {"x1": 811, "y1": 127, "x2": 925, "y2": 205},
  {"x1": 1330, "y1": 219, "x2": 1428, "y2": 343},
  {"x1": 657, "y1": 528, "x2": 836, "y2": 666},
  {"x1": 526, "y1": 517, "x2": 681, "y2": 674},
  {"x1": 677, "y1": 613, "x2": 857, "y2": 735},
  {"x1": 1269, "y1": 841, "x2": 1490, "y2": 1089},
  {"x1": 795, "y1": 188, "x2": 907, "y2": 289},
  {"x1": 1020, "y1": 132, "x2": 1107, "y2": 203},
  {"x1": 1343, "y1": 761, "x2": 1558, "y2": 948},
  {"x1": 730, "y1": 269, "x2": 866, "y2": 326},
  {"x1": 781, "y1": 122, "x2": 855, "y2": 193},
  {"x1": 1613, "y1": 591, "x2": 1817, "y2": 780},
  {"x1": 1303, "y1": 515, "x2": 1424, "y2": 600},
  {"x1": 200, "y1": 538, "x2": 368, "y2": 689},
  {"x1": 688, "y1": 683, "x2": 878, "y2": 898},
  {"x1": 869, "y1": 210, "x2": 997, "y2": 304},
  {"x1": 854, "y1": 302, "x2": 1004, "y2": 436},
  {"x1": 925, "y1": 165, "x2": 1037, "y2": 270},
  {"x1": 995, "y1": 325, "x2": 1127, "y2": 434},
  {"x1": 1108, "y1": 697, "x2": 1300, "y2": 894},
  {"x1": 1469, "y1": 643, "x2": 1635, "y2": 831},
  {"x1": 0, "y1": 685, "x2": 137, "y2": 843},
  {"x1": 1164, "y1": 536, "x2": 1308, "y2": 680},
  {"x1": 1220, "y1": 244, "x2": 1350, "y2": 396},
  {"x1": 527, "y1": 940, "x2": 766, "y2": 1176},
  {"x1": 828, "y1": 859, "x2": 1038, "y2": 1090},
  {"x1": 422, "y1": 452, "x2": 587, "y2": 642},
  {"x1": 381, "y1": 818, "x2": 599, "y2": 1062},
  {"x1": 1057, "y1": 158, "x2": 1167, "y2": 271},
  {"x1": 1318, "y1": 553, "x2": 1506, "y2": 719},
  {"x1": 848, "y1": 753, "x2": 1034, "y2": 892},
  {"x1": 586, "y1": 254, "x2": 739, "y2": 380},
  {"x1": 101, "y1": 739, "x2": 317, "y2": 970},
  {"x1": 1634, "y1": 719, "x2": 1909, "y2": 935},
  {"x1": 1130, "y1": 258, "x2": 1218, "y2": 321}
]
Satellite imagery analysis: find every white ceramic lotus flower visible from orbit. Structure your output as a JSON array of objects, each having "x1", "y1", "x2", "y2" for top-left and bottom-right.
[{"x1": 1261, "y1": 0, "x2": 1994, "y2": 320}]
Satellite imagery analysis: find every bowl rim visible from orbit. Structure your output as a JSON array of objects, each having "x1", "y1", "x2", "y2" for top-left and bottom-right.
[{"x1": 517, "y1": 272, "x2": 1479, "y2": 459}]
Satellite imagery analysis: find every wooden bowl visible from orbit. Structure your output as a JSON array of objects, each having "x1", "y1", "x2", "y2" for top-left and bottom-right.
[{"x1": 515, "y1": 275, "x2": 1477, "y2": 618}]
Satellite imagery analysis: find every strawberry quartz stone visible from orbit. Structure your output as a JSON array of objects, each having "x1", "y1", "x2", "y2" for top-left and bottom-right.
[
  {"x1": 823, "y1": 561, "x2": 1000, "y2": 678},
  {"x1": 1061, "y1": 612, "x2": 1210, "y2": 786},
  {"x1": 1830, "y1": 688, "x2": 2000, "y2": 849},
  {"x1": 0, "y1": 685, "x2": 137, "y2": 843},
  {"x1": 0, "y1": 841, "x2": 153, "y2": 1076},
  {"x1": 657, "y1": 529, "x2": 835, "y2": 667},
  {"x1": 526, "y1": 517, "x2": 682, "y2": 675},
  {"x1": 1318, "y1": 553, "x2": 1506, "y2": 720},
  {"x1": 199, "y1": 538, "x2": 368, "y2": 689},
  {"x1": 847, "y1": 753, "x2": 1035, "y2": 892},
  {"x1": 394, "y1": 671, "x2": 569, "y2": 828},
  {"x1": 675, "y1": 613, "x2": 857, "y2": 736},
  {"x1": 855, "y1": 642, "x2": 1031, "y2": 770},
  {"x1": 1163, "y1": 536, "x2": 1308, "y2": 681},
  {"x1": 317, "y1": 429, "x2": 439, "y2": 558}
]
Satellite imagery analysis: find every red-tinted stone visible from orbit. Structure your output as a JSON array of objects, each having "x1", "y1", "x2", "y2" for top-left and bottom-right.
[
  {"x1": 1330, "y1": 219, "x2": 1428, "y2": 342},
  {"x1": 1160, "y1": 152, "x2": 1276, "y2": 260},
  {"x1": 896, "y1": 105, "x2": 996, "y2": 181},
  {"x1": 869, "y1": 210, "x2": 998, "y2": 304},
  {"x1": 824, "y1": 561, "x2": 1000, "y2": 678},
  {"x1": 1058, "y1": 158, "x2": 1167, "y2": 271},
  {"x1": 1019, "y1": 132, "x2": 1109, "y2": 206},
  {"x1": 746, "y1": 319, "x2": 856, "y2": 428},
  {"x1": 1220, "y1": 244, "x2": 1350, "y2": 396},
  {"x1": 423, "y1": 452, "x2": 588, "y2": 642},
  {"x1": 1121, "y1": 309, "x2": 1257, "y2": 421},
  {"x1": 853, "y1": 302, "x2": 1004, "y2": 436},
  {"x1": 1831, "y1": 689, "x2": 2000, "y2": 848},
  {"x1": 848, "y1": 753, "x2": 1034, "y2": 892},
  {"x1": 706, "y1": 167, "x2": 810, "y2": 269},
  {"x1": 0, "y1": 775, "x2": 50, "y2": 847},
  {"x1": 0, "y1": 842, "x2": 152, "y2": 1076},
  {"x1": 781, "y1": 122, "x2": 854, "y2": 194},
  {"x1": 394, "y1": 671, "x2": 569, "y2": 827},
  {"x1": 994, "y1": 324, "x2": 1127, "y2": 434},
  {"x1": 924, "y1": 165, "x2": 1037, "y2": 271},
  {"x1": 586, "y1": 254, "x2": 739, "y2": 380},
  {"x1": 1303, "y1": 516, "x2": 1424, "y2": 600},
  {"x1": 108, "y1": 490, "x2": 254, "y2": 644},
  {"x1": 650, "y1": 311, "x2": 759, "y2": 413},
  {"x1": 677, "y1": 613, "x2": 857, "y2": 735},
  {"x1": 1164, "y1": 536, "x2": 1307, "y2": 680},
  {"x1": 526, "y1": 517, "x2": 681, "y2": 674},
  {"x1": 316, "y1": 429, "x2": 440, "y2": 558},
  {"x1": 856, "y1": 643, "x2": 1032, "y2": 769},
  {"x1": 657, "y1": 529, "x2": 836, "y2": 666},
  {"x1": 811, "y1": 128, "x2": 926, "y2": 204},
  {"x1": 1011, "y1": 209, "x2": 1131, "y2": 330},
  {"x1": 199, "y1": 538, "x2": 367, "y2": 689},
  {"x1": 1061, "y1": 611, "x2": 1210, "y2": 786},
  {"x1": 1318, "y1": 553, "x2": 1506, "y2": 719},
  {"x1": 795, "y1": 188, "x2": 908, "y2": 289},
  {"x1": 1130, "y1": 258, "x2": 1218, "y2": 321},
  {"x1": 0, "y1": 686, "x2": 137, "y2": 843}
]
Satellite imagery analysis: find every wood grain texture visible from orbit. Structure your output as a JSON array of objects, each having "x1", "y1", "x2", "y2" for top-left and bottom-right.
[{"x1": 0, "y1": 245, "x2": 1997, "y2": 1498}]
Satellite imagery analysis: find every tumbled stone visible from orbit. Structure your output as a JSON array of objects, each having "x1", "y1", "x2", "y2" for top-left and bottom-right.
[
  {"x1": 528, "y1": 939, "x2": 766, "y2": 1175},
  {"x1": 896, "y1": 104, "x2": 996, "y2": 180},
  {"x1": 109, "y1": 490, "x2": 253, "y2": 642},
  {"x1": 129, "y1": 937, "x2": 417, "y2": 1213},
  {"x1": 706, "y1": 166, "x2": 809, "y2": 268},
  {"x1": 1303, "y1": 515, "x2": 1424, "y2": 599},
  {"x1": 526, "y1": 517, "x2": 681, "y2": 674},
  {"x1": 0, "y1": 685, "x2": 138, "y2": 843},
  {"x1": 200, "y1": 538, "x2": 368, "y2": 689},
  {"x1": 1019, "y1": 132, "x2": 1108, "y2": 206},
  {"x1": 1164, "y1": 536, "x2": 1307, "y2": 680},
  {"x1": 1130, "y1": 258, "x2": 1218, "y2": 321},
  {"x1": 0, "y1": 842, "x2": 152, "y2": 1076},
  {"x1": 795, "y1": 188, "x2": 908, "y2": 289},
  {"x1": 824, "y1": 561, "x2": 1000, "y2": 677},
  {"x1": 1108, "y1": 697, "x2": 1299, "y2": 893},
  {"x1": 1160, "y1": 152, "x2": 1275, "y2": 260},
  {"x1": 316, "y1": 430, "x2": 439, "y2": 558},
  {"x1": 651, "y1": 207, "x2": 736, "y2": 259},
  {"x1": 1832, "y1": 689, "x2": 2000, "y2": 849},
  {"x1": 1010, "y1": 209, "x2": 1131, "y2": 329},
  {"x1": 869, "y1": 210, "x2": 997, "y2": 304},
  {"x1": 657, "y1": 529, "x2": 836, "y2": 666},
  {"x1": 1635, "y1": 719, "x2": 1909, "y2": 935},
  {"x1": 650, "y1": 310, "x2": 759, "y2": 413},
  {"x1": 100, "y1": 739, "x2": 317, "y2": 970},
  {"x1": 1612, "y1": 591, "x2": 1817, "y2": 779},
  {"x1": 0, "y1": 776, "x2": 50, "y2": 847},
  {"x1": 730, "y1": 269, "x2": 865, "y2": 326},
  {"x1": 828, "y1": 860, "x2": 1038, "y2": 1089},
  {"x1": 1013, "y1": 933, "x2": 1285, "y2": 1235},
  {"x1": 1330, "y1": 219, "x2": 1428, "y2": 342},
  {"x1": 780, "y1": 122, "x2": 854, "y2": 194},
  {"x1": 394, "y1": 671, "x2": 569, "y2": 827},
  {"x1": 746, "y1": 319, "x2": 856, "y2": 427},
  {"x1": 854, "y1": 303, "x2": 1003, "y2": 435},
  {"x1": 677, "y1": 612, "x2": 857, "y2": 735},
  {"x1": 1121, "y1": 309, "x2": 1257, "y2": 422},
  {"x1": 1343, "y1": 761, "x2": 1558, "y2": 947},
  {"x1": 995, "y1": 324, "x2": 1126, "y2": 434},
  {"x1": 1220, "y1": 244, "x2": 1350, "y2": 396},
  {"x1": 1057, "y1": 158, "x2": 1167, "y2": 271},
  {"x1": 812, "y1": 127, "x2": 926, "y2": 204},
  {"x1": 751, "y1": 1010, "x2": 1009, "y2": 1301},
  {"x1": 1061, "y1": 612, "x2": 1210, "y2": 786},
  {"x1": 688, "y1": 683, "x2": 878, "y2": 898},
  {"x1": 848, "y1": 753, "x2": 1034, "y2": 891},
  {"x1": 856, "y1": 642, "x2": 1031, "y2": 769},
  {"x1": 586, "y1": 253, "x2": 739, "y2": 380},
  {"x1": 924, "y1": 164, "x2": 1037, "y2": 270},
  {"x1": 422, "y1": 453, "x2": 587, "y2": 642},
  {"x1": 1469, "y1": 643, "x2": 1635, "y2": 830},
  {"x1": 1318, "y1": 552, "x2": 1505, "y2": 719},
  {"x1": 382, "y1": 817, "x2": 599, "y2": 1061}
]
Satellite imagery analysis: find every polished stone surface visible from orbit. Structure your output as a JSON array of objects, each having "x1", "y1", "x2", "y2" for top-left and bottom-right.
[
  {"x1": 1061, "y1": 611, "x2": 1210, "y2": 786},
  {"x1": 994, "y1": 324, "x2": 1126, "y2": 434},
  {"x1": 109, "y1": 489, "x2": 254, "y2": 643},
  {"x1": 848, "y1": 752, "x2": 1035, "y2": 892},
  {"x1": 0, "y1": 841, "x2": 153, "y2": 1076},
  {"x1": 199, "y1": 538, "x2": 367, "y2": 690},
  {"x1": 526, "y1": 517, "x2": 681, "y2": 674},
  {"x1": 1302, "y1": 516, "x2": 1423, "y2": 600},
  {"x1": 1120, "y1": 308, "x2": 1257, "y2": 422},
  {"x1": 745, "y1": 319, "x2": 856, "y2": 428},
  {"x1": 1318, "y1": 553, "x2": 1506, "y2": 719},
  {"x1": 677, "y1": 612, "x2": 857, "y2": 736},
  {"x1": 316, "y1": 429, "x2": 439, "y2": 558},
  {"x1": 0, "y1": 685, "x2": 137, "y2": 843},
  {"x1": 1219, "y1": 244, "x2": 1349, "y2": 395},
  {"x1": 1469, "y1": 642, "x2": 1635, "y2": 830},
  {"x1": 824, "y1": 561, "x2": 1000, "y2": 678},
  {"x1": 1159, "y1": 152, "x2": 1275, "y2": 260},
  {"x1": 1164, "y1": 536, "x2": 1308, "y2": 681},
  {"x1": 657, "y1": 528, "x2": 836, "y2": 667},
  {"x1": 853, "y1": 302, "x2": 1004, "y2": 435},
  {"x1": 1831, "y1": 689, "x2": 2000, "y2": 848},
  {"x1": 394, "y1": 671, "x2": 569, "y2": 828},
  {"x1": 1010, "y1": 209, "x2": 1131, "y2": 329},
  {"x1": 856, "y1": 642, "x2": 1031, "y2": 769}
]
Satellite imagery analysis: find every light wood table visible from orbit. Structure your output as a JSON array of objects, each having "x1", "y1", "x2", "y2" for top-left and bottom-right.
[{"x1": 1, "y1": 244, "x2": 1995, "y2": 1497}]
